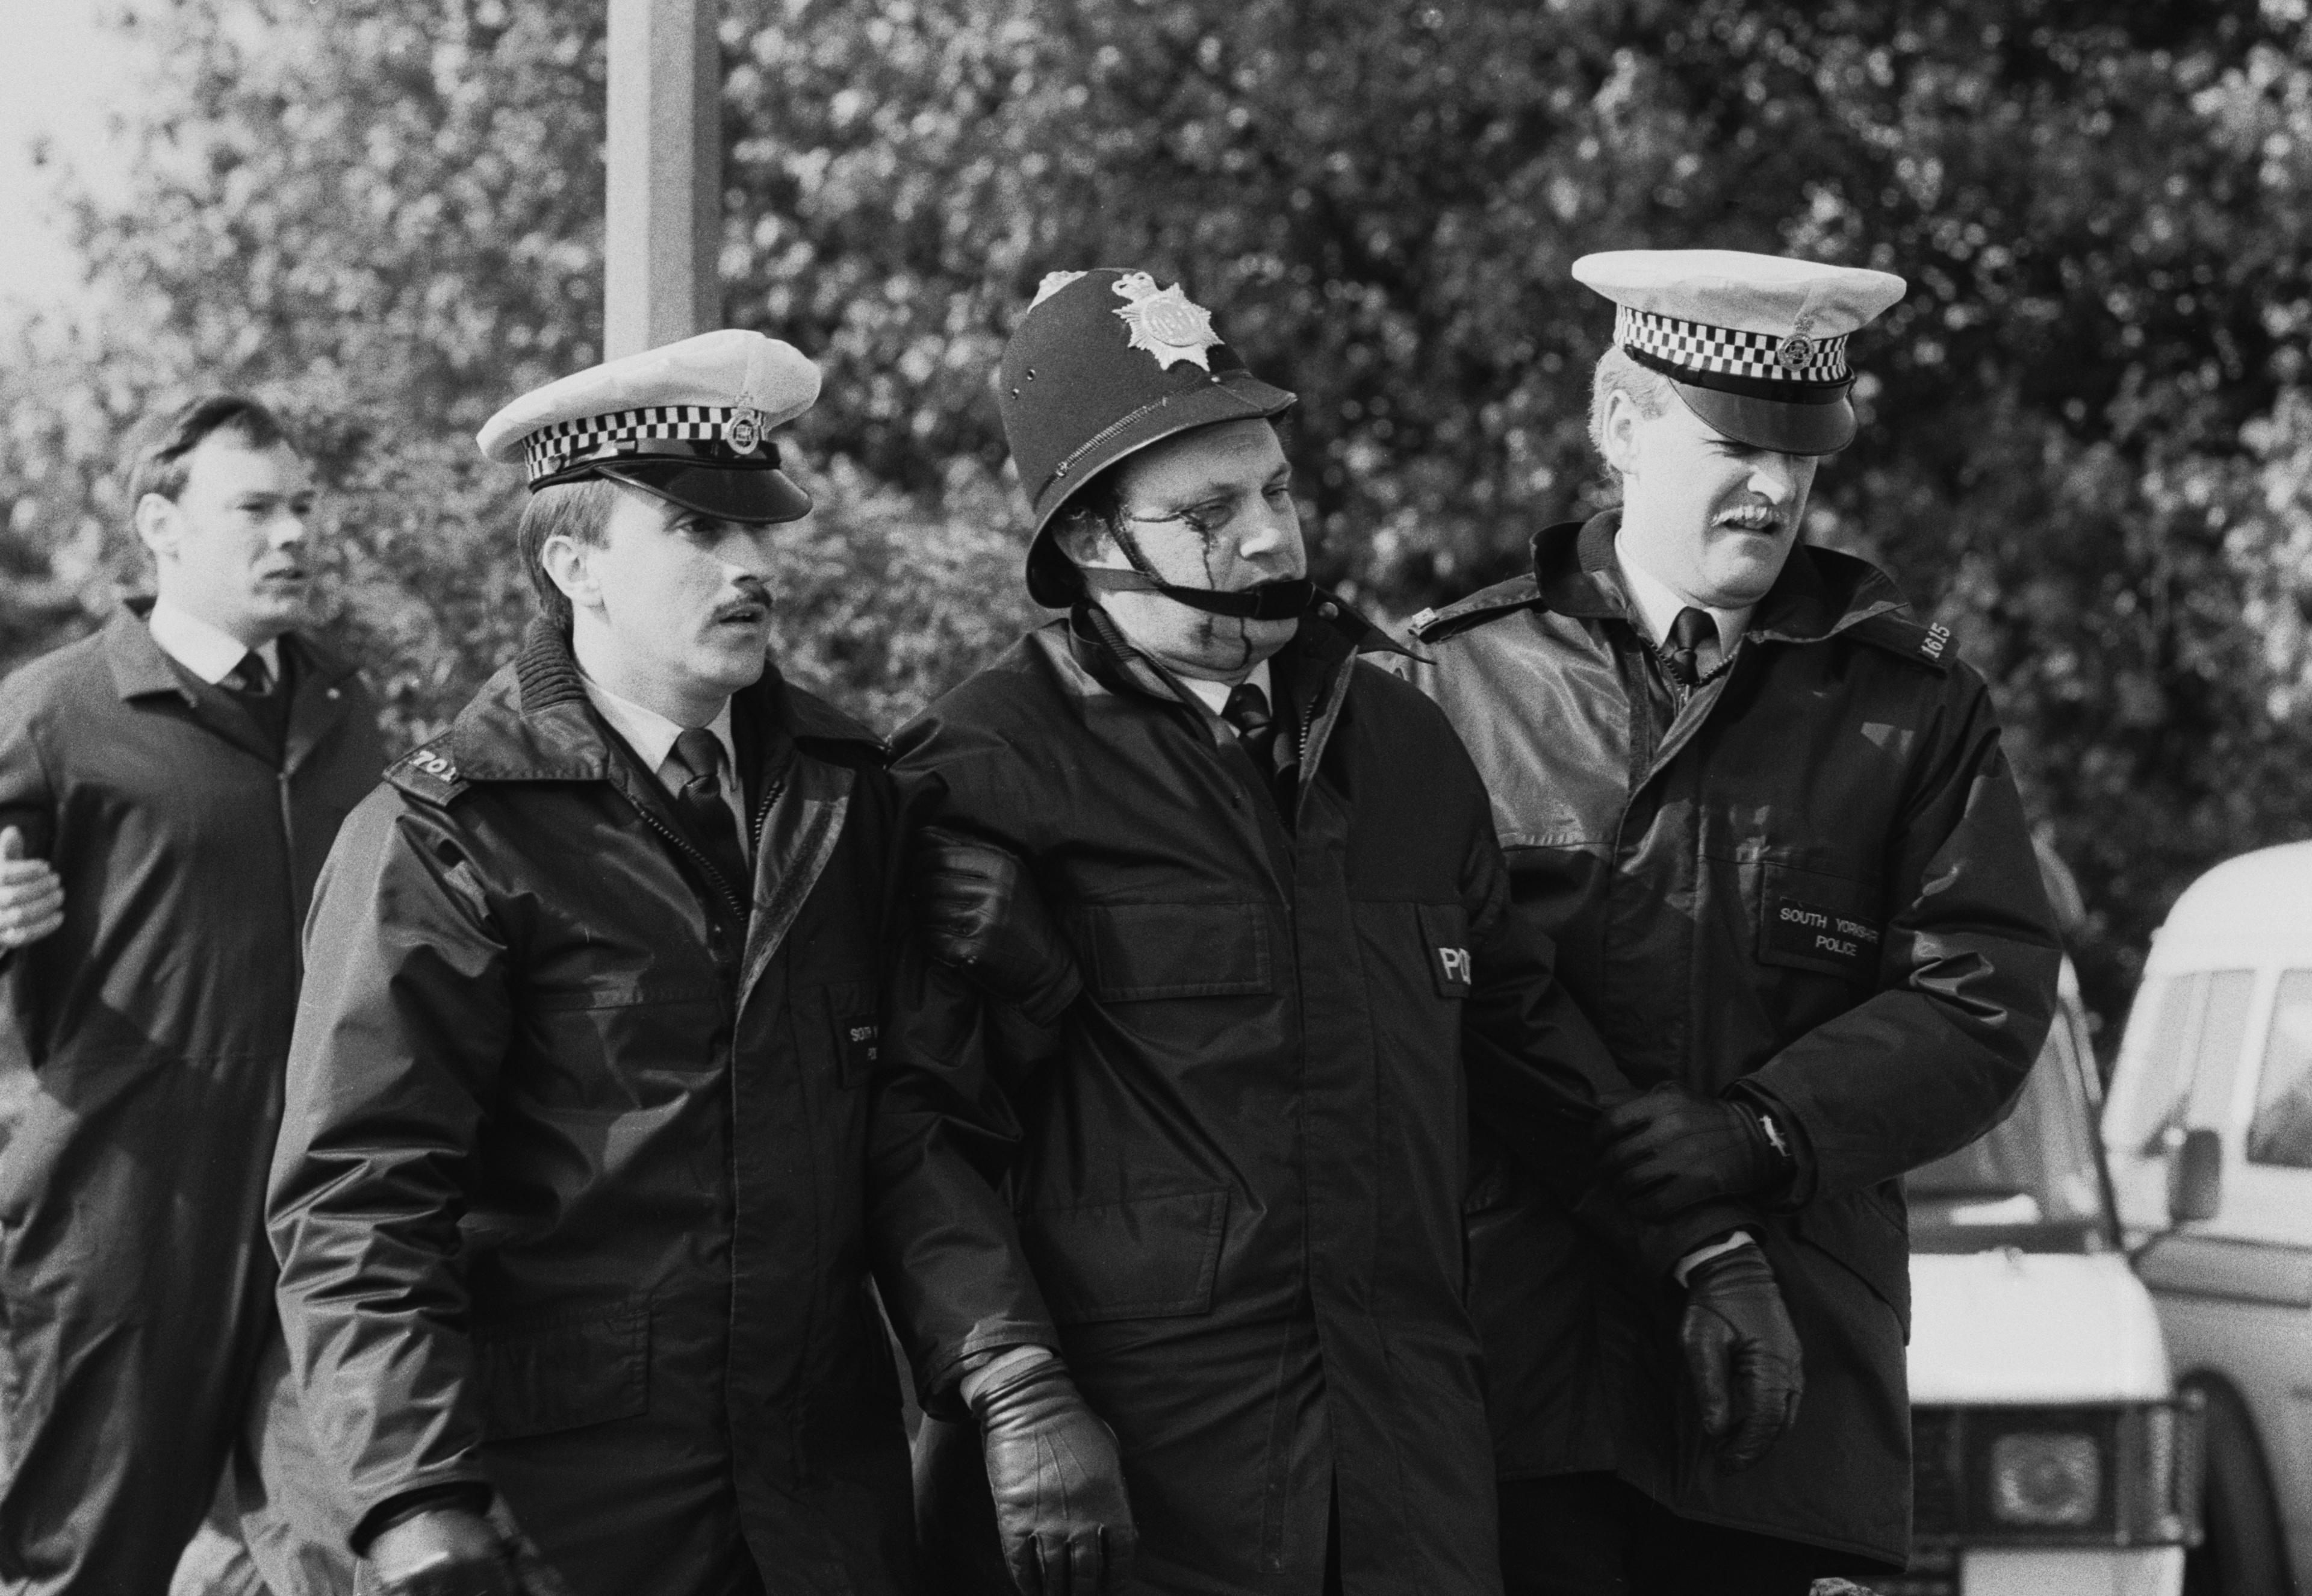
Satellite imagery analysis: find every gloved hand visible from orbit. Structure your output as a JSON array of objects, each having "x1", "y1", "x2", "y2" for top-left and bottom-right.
[
  {"x1": 1680, "y1": 1244, "x2": 1804, "y2": 1471},
  {"x1": 913, "y1": 826, "x2": 1082, "y2": 1026},
  {"x1": 972, "y1": 1356, "x2": 1138, "y2": 1596},
  {"x1": 1596, "y1": 1083, "x2": 1791, "y2": 1220},
  {"x1": 364, "y1": 1507, "x2": 524, "y2": 1596}
]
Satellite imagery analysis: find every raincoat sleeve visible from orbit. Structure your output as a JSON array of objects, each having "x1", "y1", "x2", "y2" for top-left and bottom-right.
[
  {"x1": 267, "y1": 787, "x2": 513, "y2": 1538},
  {"x1": 1737, "y1": 670, "x2": 2062, "y2": 1205},
  {"x1": 1456, "y1": 786, "x2": 1753, "y2": 1275},
  {"x1": 865, "y1": 783, "x2": 1063, "y2": 1419}
]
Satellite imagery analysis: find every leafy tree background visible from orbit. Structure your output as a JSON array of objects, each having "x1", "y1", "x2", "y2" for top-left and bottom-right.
[{"x1": 7, "y1": 0, "x2": 2312, "y2": 1041}]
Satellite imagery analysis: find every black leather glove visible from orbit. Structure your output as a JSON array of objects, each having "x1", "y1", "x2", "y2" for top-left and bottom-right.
[
  {"x1": 1681, "y1": 1245, "x2": 1804, "y2": 1471},
  {"x1": 913, "y1": 826, "x2": 1082, "y2": 1026},
  {"x1": 1596, "y1": 1083, "x2": 1791, "y2": 1220},
  {"x1": 972, "y1": 1358, "x2": 1137, "y2": 1595},
  {"x1": 364, "y1": 1507, "x2": 525, "y2": 1596}
]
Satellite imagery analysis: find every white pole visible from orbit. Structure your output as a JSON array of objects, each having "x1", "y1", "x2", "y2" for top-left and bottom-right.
[{"x1": 604, "y1": 0, "x2": 721, "y2": 358}]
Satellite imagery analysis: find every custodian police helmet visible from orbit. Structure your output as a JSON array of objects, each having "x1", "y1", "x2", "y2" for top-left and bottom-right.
[{"x1": 998, "y1": 269, "x2": 1296, "y2": 609}]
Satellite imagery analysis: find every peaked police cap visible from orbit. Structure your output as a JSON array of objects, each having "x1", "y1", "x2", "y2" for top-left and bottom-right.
[
  {"x1": 999, "y1": 269, "x2": 1294, "y2": 607},
  {"x1": 476, "y1": 329, "x2": 821, "y2": 524},
  {"x1": 1573, "y1": 250, "x2": 1906, "y2": 455}
]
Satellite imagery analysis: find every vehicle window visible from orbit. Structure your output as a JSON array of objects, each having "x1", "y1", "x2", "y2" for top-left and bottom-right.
[
  {"x1": 2246, "y1": 970, "x2": 2312, "y2": 1170},
  {"x1": 2121, "y1": 970, "x2": 2255, "y2": 1154},
  {"x1": 2189, "y1": 970, "x2": 2257, "y2": 1126},
  {"x1": 1910, "y1": 1011, "x2": 2104, "y2": 1228},
  {"x1": 2121, "y1": 974, "x2": 2202, "y2": 1155}
]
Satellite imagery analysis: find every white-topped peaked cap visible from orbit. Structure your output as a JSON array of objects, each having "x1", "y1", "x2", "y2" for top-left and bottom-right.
[
  {"x1": 476, "y1": 329, "x2": 822, "y2": 524},
  {"x1": 1572, "y1": 249, "x2": 1907, "y2": 455}
]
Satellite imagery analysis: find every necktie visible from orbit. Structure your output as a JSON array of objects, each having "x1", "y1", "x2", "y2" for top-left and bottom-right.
[
  {"x1": 1222, "y1": 681, "x2": 1277, "y2": 765},
  {"x1": 668, "y1": 728, "x2": 752, "y2": 914},
  {"x1": 1222, "y1": 680, "x2": 1296, "y2": 819},
  {"x1": 225, "y1": 650, "x2": 274, "y2": 697},
  {"x1": 1664, "y1": 607, "x2": 1717, "y2": 689}
]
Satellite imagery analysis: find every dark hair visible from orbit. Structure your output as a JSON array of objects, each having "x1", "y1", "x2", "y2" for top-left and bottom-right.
[
  {"x1": 126, "y1": 394, "x2": 295, "y2": 506},
  {"x1": 515, "y1": 476, "x2": 623, "y2": 631}
]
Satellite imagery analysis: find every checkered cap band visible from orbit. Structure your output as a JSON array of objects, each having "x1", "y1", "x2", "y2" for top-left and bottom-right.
[
  {"x1": 1615, "y1": 306, "x2": 1849, "y2": 383},
  {"x1": 521, "y1": 405, "x2": 765, "y2": 482}
]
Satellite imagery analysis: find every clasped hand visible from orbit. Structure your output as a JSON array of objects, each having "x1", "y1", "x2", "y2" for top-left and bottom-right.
[
  {"x1": 0, "y1": 827, "x2": 63, "y2": 951},
  {"x1": 912, "y1": 826, "x2": 1081, "y2": 1025},
  {"x1": 1594, "y1": 1082, "x2": 1786, "y2": 1220}
]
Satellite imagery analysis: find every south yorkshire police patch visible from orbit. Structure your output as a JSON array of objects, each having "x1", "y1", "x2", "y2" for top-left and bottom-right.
[{"x1": 1113, "y1": 273, "x2": 1222, "y2": 371}]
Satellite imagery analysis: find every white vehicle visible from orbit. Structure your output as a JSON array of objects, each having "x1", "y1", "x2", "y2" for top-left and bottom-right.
[
  {"x1": 2104, "y1": 840, "x2": 2312, "y2": 1596},
  {"x1": 1896, "y1": 946, "x2": 2204, "y2": 1596}
]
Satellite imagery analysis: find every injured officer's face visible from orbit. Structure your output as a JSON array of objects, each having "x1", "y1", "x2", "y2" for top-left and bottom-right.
[{"x1": 1075, "y1": 418, "x2": 1308, "y2": 683}]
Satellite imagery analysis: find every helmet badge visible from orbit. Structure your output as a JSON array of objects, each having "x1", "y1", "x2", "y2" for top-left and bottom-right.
[{"x1": 1112, "y1": 272, "x2": 1222, "y2": 371}]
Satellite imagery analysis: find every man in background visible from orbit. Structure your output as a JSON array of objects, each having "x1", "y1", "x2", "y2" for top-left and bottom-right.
[{"x1": 0, "y1": 396, "x2": 382, "y2": 1595}]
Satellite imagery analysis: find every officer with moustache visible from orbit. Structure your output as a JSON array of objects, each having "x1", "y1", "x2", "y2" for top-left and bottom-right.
[
  {"x1": 263, "y1": 333, "x2": 916, "y2": 1596},
  {"x1": 1400, "y1": 252, "x2": 2062, "y2": 1594},
  {"x1": 875, "y1": 270, "x2": 1756, "y2": 1595}
]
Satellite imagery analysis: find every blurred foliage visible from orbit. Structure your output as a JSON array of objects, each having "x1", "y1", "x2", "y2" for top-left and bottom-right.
[{"x1": 6, "y1": 0, "x2": 2312, "y2": 1036}]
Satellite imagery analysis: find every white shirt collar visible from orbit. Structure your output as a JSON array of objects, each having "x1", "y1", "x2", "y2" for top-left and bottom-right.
[
  {"x1": 1178, "y1": 658, "x2": 1273, "y2": 722},
  {"x1": 580, "y1": 673, "x2": 738, "y2": 796},
  {"x1": 1611, "y1": 532, "x2": 1754, "y2": 657},
  {"x1": 146, "y1": 596, "x2": 281, "y2": 686}
]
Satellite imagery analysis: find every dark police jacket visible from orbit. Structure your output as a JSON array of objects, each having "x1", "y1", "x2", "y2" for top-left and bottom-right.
[
  {"x1": 267, "y1": 623, "x2": 912, "y2": 1596},
  {"x1": 1400, "y1": 514, "x2": 2062, "y2": 1565},
  {"x1": 874, "y1": 604, "x2": 1632, "y2": 1596}
]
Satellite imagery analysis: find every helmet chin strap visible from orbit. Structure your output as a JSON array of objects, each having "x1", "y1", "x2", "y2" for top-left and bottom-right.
[
  {"x1": 1077, "y1": 516, "x2": 1315, "y2": 621},
  {"x1": 1077, "y1": 564, "x2": 1316, "y2": 621}
]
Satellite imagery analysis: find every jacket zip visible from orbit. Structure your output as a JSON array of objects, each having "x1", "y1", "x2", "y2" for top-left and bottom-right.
[
  {"x1": 627, "y1": 776, "x2": 788, "y2": 930},
  {"x1": 631, "y1": 804, "x2": 750, "y2": 926}
]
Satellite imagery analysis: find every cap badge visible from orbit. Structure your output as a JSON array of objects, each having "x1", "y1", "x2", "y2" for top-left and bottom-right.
[
  {"x1": 725, "y1": 406, "x2": 764, "y2": 455},
  {"x1": 1112, "y1": 272, "x2": 1221, "y2": 371},
  {"x1": 1776, "y1": 335, "x2": 1815, "y2": 370}
]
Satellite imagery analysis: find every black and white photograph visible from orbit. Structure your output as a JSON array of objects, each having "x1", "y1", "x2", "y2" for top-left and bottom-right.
[{"x1": 0, "y1": 3, "x2": 2304, "y2": 1595}]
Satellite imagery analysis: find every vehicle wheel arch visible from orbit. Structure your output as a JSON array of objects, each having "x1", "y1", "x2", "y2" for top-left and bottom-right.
[{"x1": 2179, "y1": 1367, "x2": 2296, "y2": 1596}]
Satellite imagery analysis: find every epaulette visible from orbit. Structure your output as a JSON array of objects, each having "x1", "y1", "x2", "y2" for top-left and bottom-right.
[
  {"x1": 385, "y1": 737, "x2": 471, "y2": 805},
  {"x1": 1403, "y1": 574, "x2": 1543, "y2": 644},
  {"x1": 1844, "y1": 610, "x2": 1955, "y2": 674}
]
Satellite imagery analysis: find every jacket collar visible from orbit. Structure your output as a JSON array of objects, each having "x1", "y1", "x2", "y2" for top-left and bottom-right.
[
  {"x1": 105, "y1": 597, "x2": 365, "y2": 774},
  {"x1": 1532, "y1": 510, "x2": 1907, "y2": 644},
  {"x1": 105, "y1": 597, "x2": 363, "y2": 703},
  {"x1": 447, "y1": 620, "x2": 884, "y2": 785}
]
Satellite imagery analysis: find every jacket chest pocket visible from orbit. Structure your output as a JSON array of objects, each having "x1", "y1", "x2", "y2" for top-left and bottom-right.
[
  {"x1": 1752, "y1": 860, "x2": 1885, "y2": 985},
  {"x1": 1072, "y1": 901, "x2": 1273, "y2": 1001},
  {"x1": 473, "y1": 1292, "x2": 650, "y2": 1442}
]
